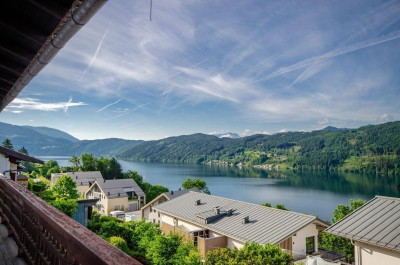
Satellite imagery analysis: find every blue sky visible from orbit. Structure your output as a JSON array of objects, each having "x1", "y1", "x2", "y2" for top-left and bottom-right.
[{"x1": 2, "y1": 0, "x2": 400, "y2": 140}]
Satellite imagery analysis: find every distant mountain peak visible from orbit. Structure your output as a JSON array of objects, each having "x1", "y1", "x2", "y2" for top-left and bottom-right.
[
  {"x1": 321, "y1": 126, "x2": 348, "y2": 131},
  {"x1": 211, "y1": 132, "x2": 241, "y2": 139}
]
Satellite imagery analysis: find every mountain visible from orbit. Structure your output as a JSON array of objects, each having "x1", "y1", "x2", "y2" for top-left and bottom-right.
[
  {"x1": 212, "y1": 132, "x2": 241, "y2": 138},
  {"x1": 118, "y1": 121, "x2": 400, "y2": 175},
  {"x1": 321, "y1": 126, "x2": 348, "y2": 131},
  {"x1": 23, "y1": 125, "x2": 79, "y2": 142},
  {"x1": 0, "y1": 122, "x2": 142, "y2": 156}
]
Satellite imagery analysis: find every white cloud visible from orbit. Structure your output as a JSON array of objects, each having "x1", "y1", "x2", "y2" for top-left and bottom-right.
[
  {"x1": 378, "y1": 114, "x2": 393, "y2": 123},
  {"x1": 7, "y1": 98, "x2": 87, "y2": 112}
]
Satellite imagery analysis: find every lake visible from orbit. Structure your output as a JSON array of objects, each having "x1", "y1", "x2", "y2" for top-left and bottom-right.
[{"x1": 39, "y1": 156, "x2": 400, "y2": 221}]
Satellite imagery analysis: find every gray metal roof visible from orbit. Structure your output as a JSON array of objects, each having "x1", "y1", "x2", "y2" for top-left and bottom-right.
[
  {"x1": 163, "y1": 188, "x2": 199, "y2": 200},
  {"x1": 96, "y1": 179, "x2": 145, "y2": 199},
  {"x1": 326, "y1": 196, "x2": 400, "y2": 252},
  {"x1": 154, "y1": 191, "x2": 320, "y2": 245},
  {"x1": 54, "y1": 171, "x2": 104, "y2": 187}
]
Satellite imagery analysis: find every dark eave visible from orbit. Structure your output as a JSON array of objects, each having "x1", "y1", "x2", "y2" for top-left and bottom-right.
[
  {"x1": 0, "y1": 0, "x2": 107, "y2": 111},
  {"x1": 0, "y1": 146, "x2": 44, "y2": 164}
]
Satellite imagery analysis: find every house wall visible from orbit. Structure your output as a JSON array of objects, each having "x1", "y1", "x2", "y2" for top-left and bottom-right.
[
  {"x1": 77, "y1": 185, "x2": 90, "y2": 197},
  {"x1": 161, "y1": 214, "x2": 203, "y2": 231},
  {"x1": 0, "y1": 153, "x2": 10, "y2": 177},
  {"x1": 107, "y1": 197, "x2": 129, "y2": 213},
  {"x1": 291, "y1": 223, "x2": 318, "y2": 256},
  {"x1": 227, "y1": 238, "x2": 244, "y2": 249},
  {"x1": 355, "y1": 241, "x2": 400, "y2": 265},
  {"x1": 143, "y1": 197, "x2": 167, "y2": 222},
  {"x1": 198, "y1": 236, "x2": 228, "y2": 258}
]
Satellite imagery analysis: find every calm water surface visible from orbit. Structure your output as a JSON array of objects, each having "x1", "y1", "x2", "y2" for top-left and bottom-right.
[{"x1": 39, "y1": 156, "x2": 400, "y2": 221}]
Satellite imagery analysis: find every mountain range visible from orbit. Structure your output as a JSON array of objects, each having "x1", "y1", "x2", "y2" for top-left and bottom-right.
[
  {"x1": 1, "y1": 121, "x2": 399, "y2": 175},
  {"x1": 0, "y1": 122, "x2": 142, "y2": 156}
]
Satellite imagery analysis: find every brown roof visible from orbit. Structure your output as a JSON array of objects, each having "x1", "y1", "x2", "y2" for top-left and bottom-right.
[{"x1": 0, "y1": 146, "x2": 43, "y2": 164}]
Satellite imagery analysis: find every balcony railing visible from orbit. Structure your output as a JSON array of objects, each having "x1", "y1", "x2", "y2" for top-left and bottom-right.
[{"x1": 0, "y1": 175, "x2": 142, "y2": 265}]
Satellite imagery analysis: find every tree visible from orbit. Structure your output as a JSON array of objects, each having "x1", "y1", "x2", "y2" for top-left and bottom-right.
[
  {"x1": 319, "y1": 199, "x2": 366, "y2": 262},
  {"x1": 69, "y1": 155, "x2": 81, "y2": 171},
  {"x1": 18, "y1": 146, "x2": 28, "y2": 155},
  {"x1": 182, "y1": 178, "x2": 210, "y2": 194},
  {"x1": 204, "y1": 242, "x2": 293, "y2": 265},
  {"x1": 146, "y1": 234, "x2": 183, "y2": 265},
  {"x1": 50, "y1": 199, "x2": 78, "y2": 216},
  {"x1": 81, "y1": 153, "x2": 97, "y2": 171},
  {"x1": 109, "y1": 157, "x2": 123, "y2": 179},
  {"x1": 2, "y1": 138, "x2": 13, "y2": 150},
  {"x1": 146, "y1": 185, "x2": 169, "y2": 202},
  {"x1": 51, "y1": 175, "x2": 78, "y2": 199},
  {"x1": 108, "y1": 236, "x2": 130, "y2": 254}
]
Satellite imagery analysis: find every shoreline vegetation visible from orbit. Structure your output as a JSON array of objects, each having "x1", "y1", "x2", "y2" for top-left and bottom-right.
[{"x1": 118, "y1": 121, "x2": 400, "y2": 177}]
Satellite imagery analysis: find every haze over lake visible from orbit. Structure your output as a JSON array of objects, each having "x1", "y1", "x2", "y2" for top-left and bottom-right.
[{"x1": 41, "y1": 156, "x2": 400, "y2": 221}]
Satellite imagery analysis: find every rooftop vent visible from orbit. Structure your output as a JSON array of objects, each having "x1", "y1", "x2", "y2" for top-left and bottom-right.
[
  {"x1": 226, "y1": 209, "x2": 233, "y2": 216},
  {"x1": 118, "y1": 193, "x2": 120, "y2": 197},
  {"x1": 213, "y1": 206, "x2": 220, "y2": 215},
  {"x1": 170, "y1": 191, "x2": 174, "y2": 195},
  {"x1": 76, "y1": 176, "x2": 78, "y2": 179},
  {"x1": 103, "y1": 179, "x2": 106, "y2": 183},
  {"x1": 107, "y1": 192, "x2": 110, "y2": 196},
  {"x1": 242, "y1": 216, "x2": 249, "y2": 224},
  {"x1": 194, "y1": 199, "x2": 201, "y2": 206}
]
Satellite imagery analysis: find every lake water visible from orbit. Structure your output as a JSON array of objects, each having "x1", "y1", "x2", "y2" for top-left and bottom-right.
[{"x1": 39, "y1": 156, "x2": 400, "y2": 221}]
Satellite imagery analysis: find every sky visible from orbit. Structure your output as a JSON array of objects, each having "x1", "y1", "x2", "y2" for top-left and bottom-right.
[{"x1": 1, "y1": 0, "x2": 400, "y2": 140}]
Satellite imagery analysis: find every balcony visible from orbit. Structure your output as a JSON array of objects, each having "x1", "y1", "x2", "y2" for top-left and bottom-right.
[{"x1": 0, "y1": 175, "x2": 142, "y2": 265}]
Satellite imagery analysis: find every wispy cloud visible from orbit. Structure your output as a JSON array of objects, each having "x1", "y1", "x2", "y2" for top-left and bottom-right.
[
  {"x1": 96, "y1": 98, "x2": 122, "y2": 112},
  {"x1": 256, "y1": 31, "x2": 400, "y2": 83},
  {"x1": 7, "y1": 98, "x2": 87, "y2": 112}
]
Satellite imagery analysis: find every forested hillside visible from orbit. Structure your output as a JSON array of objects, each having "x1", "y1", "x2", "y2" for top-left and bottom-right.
[
  {"x1": 118, "y1": 121, "x2": 400, "y2": 175},
  {"x1": 0, "y1": 122, "x2": 143, "y2": 156}
]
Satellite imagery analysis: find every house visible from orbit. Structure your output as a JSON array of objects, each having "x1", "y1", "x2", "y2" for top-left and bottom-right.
[
  {"x1": 85, "y1": 179, "x2": 146, "y2": 215},
  {"x1": 154, "y1": 191, "x2": 328, "y2": 258},
  {"x1": 0, "y1": 146, "x2": 43, "y2": 181},
  {"x1": 141, "y1": 189, "x2": 198, "y2": 224},
  {"x1": 326, "y1": 196, "x2": 400, "y2": 265},
  {"x1": 51, "y1": 171, "x2": 104, "y2": 197}
]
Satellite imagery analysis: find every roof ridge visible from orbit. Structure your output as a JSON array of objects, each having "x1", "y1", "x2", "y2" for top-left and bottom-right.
[{"x1": 187, "y1": 191, "x2": 317, "y2": 219}]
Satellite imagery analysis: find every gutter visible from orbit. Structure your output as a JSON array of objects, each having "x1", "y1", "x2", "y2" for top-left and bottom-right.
[{"x1": 0, "y1": 0, "x2": 107, "y2": 111}]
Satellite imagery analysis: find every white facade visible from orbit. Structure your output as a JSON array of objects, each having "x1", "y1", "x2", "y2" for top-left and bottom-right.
[
  {"x1": 354, "y1": 242, "x2": 400, "y2": 265},
  {"x1": 292, "y1": 223, "x2": 319, "y2": 256},
  {"x1": 0, "y1": 153, "x2": 11, "y2": 178}
]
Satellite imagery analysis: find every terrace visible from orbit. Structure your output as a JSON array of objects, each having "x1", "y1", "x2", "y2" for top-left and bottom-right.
[{"x1": 0, "y1": 0, "x2": 142, "y2": 263}]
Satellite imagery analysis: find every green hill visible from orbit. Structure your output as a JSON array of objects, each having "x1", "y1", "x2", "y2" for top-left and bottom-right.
[
  {"x1": 0, "y1": 122, "x2": 143, "y2": 157},
  {"x1": 118, "y1": 121, "x2": 400, "y2": 175}
]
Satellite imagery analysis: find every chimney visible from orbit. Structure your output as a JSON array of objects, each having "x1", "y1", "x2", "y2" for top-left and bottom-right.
[
  {"x1": 107, "y1": 192, "x2": 110, "y2": 196},
  {"x1": 213, "y1": 207, "x2": 220, "y2": 215},
  {"x1": 227, "y1": 209, "x2": 233, "y2": 216},
  {"x1": 194, "y1": 199, "x2": 201, "y2": 206},
  {"x1": 118, "y1": 193, "x2": 120, "y2": 197},
  {"x1": 76, "y1": 176, "x2": 78, "y2": 179},
  {"x1": 242, "y1": 216, "x2": 249, "y2": 224},
  {"x1": 104, "y1": 179, "x2": 106, "y2": 183},
  {"x1": 170, "y1": 191, "x2": 174, "y2": 195}
]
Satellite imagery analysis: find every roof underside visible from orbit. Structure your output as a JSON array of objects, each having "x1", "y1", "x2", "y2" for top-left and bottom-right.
[
  {"x1": 326, "y1": 196, "x2": 400, "y2": 252},
  {"x1": 0, "y1": 0, "x2": 78, "y2": 111},
  {"x1": 155, "y1": 191, "x2": 318, "y2": 245},
  {"x1": 0, "y1": 0, "x2": 107, "y2": 112},
  {"x1": 0, "y1": 146, "x2": 43, "y2": 164}
]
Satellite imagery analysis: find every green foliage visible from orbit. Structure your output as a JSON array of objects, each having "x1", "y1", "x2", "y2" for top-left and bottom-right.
[
  {"x1": 261, "y1": 203, "x2": 289, "y2": 211},
  {"x1": 117, "y1": 122, "x2": 400, "y2": 175},
  {"x1": 51, "y1": 175, "x2": 78, "y2": 199},
  {"x1": 319, "y1": 199, "x2": 366, "y2": 262},
  {"x1": 72, "y1": 153, "x2": 123, "y2": 179},
  {"x1": 49, "y1": 199, "x2": 78, "y2": 216},
  {"x1": 28, "y1": 178, "x2": 47, "y2": 193},
  {"x1": 18, "y1": 146, "x2": 28, "y2": 154},
  {"x1": 123, "y1": 170, "x2": 169, "y2": 202},
  {"x1": 182, "y1": 178, "x2": 210, "y2": 194},
  {"x1": 2, "y1": 138, "x2": 14, "y2": 150},
  {"x1": 146, "y1": 185, "x2": 169, "y2": 202},
  {"x1": 108, "y1": 236, "x2": 130, "y2": 254},
  {"x1": 204, "y1": 242, "x2": 293, "y2": 265},
  {"x1": 87, "y1": 216, "x2": 201, "y2": 264}
]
